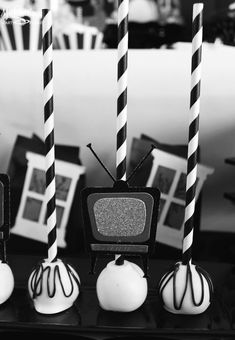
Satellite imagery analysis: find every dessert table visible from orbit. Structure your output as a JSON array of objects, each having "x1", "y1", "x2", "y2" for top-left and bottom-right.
[{"x1": 0, "y1": 253, "x2": 235, "y2": 339}]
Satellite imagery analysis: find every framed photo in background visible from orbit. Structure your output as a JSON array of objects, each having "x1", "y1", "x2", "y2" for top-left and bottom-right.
[
  {"x1": 146, "y1": 149, "x2": 214, "y2": 249},
  {"x1": 11, "y1": 151, "x2": 85, "y2": 248},
  {"x1": 128, "y1": 135, "x2": 215, "y2": 251}
]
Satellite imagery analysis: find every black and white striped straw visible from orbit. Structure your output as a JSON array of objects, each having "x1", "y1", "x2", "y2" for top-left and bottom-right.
[
  {"x1": 182, "y1": 3, "x2": 203, "y2": 265},
  {"x1": 116, "y1": 0, "x2": 129, "y2": 181},
  {"x1": 115, "y1": 0, "x2": 129, "y2": 264},
  {"x1": 42, "y1": 9, "x2": 57, "y2": 263}
]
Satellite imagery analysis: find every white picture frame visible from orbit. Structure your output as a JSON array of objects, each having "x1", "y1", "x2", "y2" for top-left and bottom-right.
[
  {"x1": 146, "y1": 149, "x2": 214, "y2": 249},
  {"x1": 11, "y1": 151, "x2": 85, "y2": 248}
]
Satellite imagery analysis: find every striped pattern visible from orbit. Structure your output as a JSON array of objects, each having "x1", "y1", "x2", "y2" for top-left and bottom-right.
[
  {"x1": 0, "y1": 14, "x2": 42, "y2": 51},
  {"x1": 116, "y1": 0, "x2": 129, "y2": 181},
  {"x1": 42, "y1": 9, "x2": 57, "y2": 263},
  {"x1": 182, "y1": 3, "x2": 203, "y2": 265},
  {"x1": 54, "y1": 29, "x2": 103, "y2": 50}
]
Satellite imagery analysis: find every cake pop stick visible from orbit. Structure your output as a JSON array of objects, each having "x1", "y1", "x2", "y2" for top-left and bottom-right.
[
  {"x1": 1, "y1": 242, "x2": 6, "y2": 264},
  {"x1": 28, "y1": 9, "x2": 80, "y2": 315},
  {"x1": 115, "y1": 0, "x2": 129, "y2": 264},
  {"x1": 42, "y1": 7, "x2": 57, "y2": 263},
  {"x1": 0, "y1": 175, "x2": 10, "y2": 262},
  {"x1": 116, "y1": 0, "x2": 128, "y2": 182},
  {"x1": 0, "y1": 174, "x2": 14, "y2": 304},
  {"x1": 158, "y1": 3, "x2": 213, "y2": 315},
  {"x1": 95, "y1": 0, "x2": 149, "y2": 312},
  {"x1": 182, "y1": 1, "x2": 203, "y2": 265}
]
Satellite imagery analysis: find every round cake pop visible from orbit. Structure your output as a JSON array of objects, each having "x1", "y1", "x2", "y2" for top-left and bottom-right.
[
  {"x1": 158, "y1": 2, "x2": 214, "y2": 316},
  {"x1": 0, "y1": 260, "x2": 14, "y2": 304},
  {"x1": 96, "y1": 259, "x2": 147, "y2": 312},
  {"x1": 28, "y1": 258, "x2": 80, "y2": 314},
  {"x1": 28, "y1": 9, "x2": 80, "y2": 316},
  {"x1": 159, "y1": 261, "x2": 213, "y2": 315}
]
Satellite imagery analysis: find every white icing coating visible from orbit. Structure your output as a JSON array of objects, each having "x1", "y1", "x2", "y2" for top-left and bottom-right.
[
  {"x1": 28, "y1": 258, "x2": 80, "y2": 314},
  {"x1": 159, "y1": 261, "x2": 212, "y2": 315},
  {"x1": 0, "y1": 261, "x2": 14, "y2": 304},
  {"x1": 96, "y1": 260, "x2": 147, "y2": 312}
]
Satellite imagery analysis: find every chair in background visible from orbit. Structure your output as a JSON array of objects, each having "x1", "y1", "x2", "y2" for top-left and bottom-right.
[
  {"x1": 0, "y1": 10, "x2": 42, "y2": 51},
  {"x1": 54, "y1": 23, "x2": 104, "y2": 50}
]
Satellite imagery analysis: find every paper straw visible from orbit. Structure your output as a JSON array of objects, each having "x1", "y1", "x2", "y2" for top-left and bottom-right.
[
  {"x1": 116, "y1": 0, "x2": 129, "y2": 181},
  {"x1": 42, "y1": 9, "x2": 57, "y2": 263},
  {"x1": 182, "y1": 3, "x2": 203, "y2": 265},
  {"x1": 115, "y1": 0, "x2": 129, "y2": 264}
]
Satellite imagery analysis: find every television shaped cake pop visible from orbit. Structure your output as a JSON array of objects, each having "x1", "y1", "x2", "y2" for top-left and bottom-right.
[
  {"x1": 81, "y1": 144, "x2": 160, "y2": 312},
  {"x1": 81, "y1": 0, "x2": 161, "y2": 312},
  {"x1": 81, "y1": 144, "x2": 160, "y2": 277}
]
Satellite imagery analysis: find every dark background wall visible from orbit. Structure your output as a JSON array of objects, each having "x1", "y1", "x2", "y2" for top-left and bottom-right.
[{"x1": 181, "y1": 0, "x2": 234, "y2": 41}]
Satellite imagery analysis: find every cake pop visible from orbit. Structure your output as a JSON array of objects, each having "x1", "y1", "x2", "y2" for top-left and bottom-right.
[
  {"x1": 81, "y1": 0, "x2": 160, "y2": 314},
  {"x1": 28, "y1": 258, "x2": 80, "y2": 314},
  {"x1": 81, "y1": 144, "x2": 160, "y2": 313},
  {"x1": 28, "y1": 9, "x2": 80, "y2": 315},
  {"x1": 158, "y1": 3, "x2": 213, "y2": 315},
  {"x1": 159, "y1": 261, "x2": 213, "y2": 315},
  {"x1": 0, "y1": 260, "x2": 14, "y2": 305},
  {"x1": 96, "y1": 259, "x2": 147, "y2": 312}
]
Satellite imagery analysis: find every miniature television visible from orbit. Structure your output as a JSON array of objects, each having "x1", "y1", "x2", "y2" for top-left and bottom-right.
[{"x1": 81, "y1": 144, "x2": 161, "y2": 276}]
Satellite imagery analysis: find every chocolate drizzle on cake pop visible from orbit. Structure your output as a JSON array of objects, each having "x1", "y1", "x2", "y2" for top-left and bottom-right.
[
  {"x1": 29, "y1": 260, "x2": 80, "y2": 299},
  {"x1": 159, "y1": 262, "x2": 213, "y2": 310}
]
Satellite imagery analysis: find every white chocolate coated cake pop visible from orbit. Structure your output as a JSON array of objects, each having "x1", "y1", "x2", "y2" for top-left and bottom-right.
[
  {"x1": 28, "y1": 258, "x2": 80, "y2": 314},
  {"x1": 159, "y1": 261, "x2": 213, "y2": 315},
  {"x1": 0, "y1": 260, "x2": 14, "y2": 304},
  {"x1": 96, "y1": 260, "x2": 147, "y2": 312}
]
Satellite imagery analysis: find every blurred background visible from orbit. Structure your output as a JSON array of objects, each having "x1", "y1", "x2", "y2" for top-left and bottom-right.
[{"x1": 1, "y1": 0, "x2": 235, "y2": 49}]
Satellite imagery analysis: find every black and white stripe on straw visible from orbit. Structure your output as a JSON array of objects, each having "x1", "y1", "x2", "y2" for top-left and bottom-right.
[
  {"x1": 116, "y1": 0, "x2": 128, "y2": 181},
  {"x1": 182, "y1": 3, "x2": 203, "y2": 265},
  {"x1": 115, "y1": 0, "x2": 129, "y2": 264},
  {"x1": 42, "y1": 9, "x2": 57, "y2": 263}
]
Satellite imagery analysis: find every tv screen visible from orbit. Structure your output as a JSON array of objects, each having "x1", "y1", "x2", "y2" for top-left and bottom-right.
[
  {"x1": 87, "y1": 192, "x2": 154, "y2": 243},
  {"x1": 81, "y1": 182, "x2": 160, "y2": 260}
]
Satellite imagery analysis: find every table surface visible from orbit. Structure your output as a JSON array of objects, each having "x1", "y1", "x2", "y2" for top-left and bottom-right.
[{"x1": 1, "y1": 253, "x2": 235, "y2": 339}]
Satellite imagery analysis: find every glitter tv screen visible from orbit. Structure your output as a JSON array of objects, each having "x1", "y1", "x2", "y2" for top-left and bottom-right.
[{"x1": 87, "y1": 192, "x2": 154, "y2": 243}]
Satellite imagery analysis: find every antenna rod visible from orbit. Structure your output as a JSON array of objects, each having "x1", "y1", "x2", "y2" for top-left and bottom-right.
[
  {"x1": 126, "y1": 144, "x2": 156, "y2": 183},
  {"x1": 87, "y1": 143, "x2": 115, "y2": 182}
]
